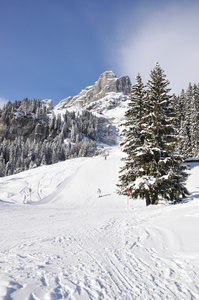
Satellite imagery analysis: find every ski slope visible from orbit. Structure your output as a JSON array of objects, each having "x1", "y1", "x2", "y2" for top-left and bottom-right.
[{"x1": 0, "y1": 146, "x2": 199, "y2": 300}]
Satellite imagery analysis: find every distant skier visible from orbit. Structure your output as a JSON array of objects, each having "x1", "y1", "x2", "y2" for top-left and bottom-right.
[
  {"x1": 105, "y1": 155, "x2": 107, "y2": 160},
  {"x1": 97, "y1": 188, "x2": 102, "y2": 197}
]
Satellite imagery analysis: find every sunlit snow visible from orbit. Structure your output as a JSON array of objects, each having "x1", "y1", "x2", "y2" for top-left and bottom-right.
[{"x1": 0, "y1": 146, "x2": 199, "y2": 299}]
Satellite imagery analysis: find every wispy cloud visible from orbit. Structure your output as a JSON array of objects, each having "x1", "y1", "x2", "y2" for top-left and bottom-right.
[{"x1": 111, "y1": 2, "x2": 199, "y2": 94}]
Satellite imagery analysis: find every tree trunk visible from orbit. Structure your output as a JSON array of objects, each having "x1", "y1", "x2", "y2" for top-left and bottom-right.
[
  {"x1": 151, "y1": 195, "x2": 157, "y2": 205},
  {"x1": 145, "y1": 192, "x2": 151, "y2": 206}
]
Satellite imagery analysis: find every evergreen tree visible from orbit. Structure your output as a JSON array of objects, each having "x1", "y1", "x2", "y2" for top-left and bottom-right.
[
  {"x1": 0, "y1": 154, "x2": 5, "y2": 177},
  {"x1": 190, "y1": 95, "x2": 199, "y2": 156},
  {"x1": 118, "y1": 73, "x2": 148, "y2": 200},
  {"x1": 118, "y1": 63, "x2": 189, "y2": 206},
  {"x1": 178, "y1": 84, "x2": 193, "y2": 157},
  {"x1": 177, "y1": 83, "x2": 199, "y2": 157}
]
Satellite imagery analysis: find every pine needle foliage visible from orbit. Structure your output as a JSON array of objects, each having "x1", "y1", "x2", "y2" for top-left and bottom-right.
[{"x1": 118, "y1": 63, "x2": 189, "y2": 206}]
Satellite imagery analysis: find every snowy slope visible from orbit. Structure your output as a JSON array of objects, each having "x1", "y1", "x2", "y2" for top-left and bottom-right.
[{"x1": 0, "y1": 147, "x2": 199, "y2": 299}]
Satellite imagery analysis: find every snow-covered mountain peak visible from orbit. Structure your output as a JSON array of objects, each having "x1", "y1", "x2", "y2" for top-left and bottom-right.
[
  {"x1": 94, "y1": 70, "x2": 117, "y2": 86},
  {"x1": 54, "y1": 71, "x2": 131, "y2": 128}
]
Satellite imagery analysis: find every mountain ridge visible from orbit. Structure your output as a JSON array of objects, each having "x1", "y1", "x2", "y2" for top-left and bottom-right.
[
  {"x1": 54, "y1": 70, "x2": 131, "y2": 112},
  {"x1": 0, "y1": 71, "x2": 131, "y2": 177}
]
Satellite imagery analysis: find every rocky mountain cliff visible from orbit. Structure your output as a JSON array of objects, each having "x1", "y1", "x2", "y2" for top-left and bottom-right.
[
  {"x1": 54, "y1": 71, "x2": 131, "y2": 112},
  {"x1": 0, "y1": 71, "x2": 131, "y2": 176},
  {"x1": 0, "y1": 71, "x2": 131, "y2": 145},
  {"x1": 0, "y1": 99, "x2": 53, "y2": 142}
]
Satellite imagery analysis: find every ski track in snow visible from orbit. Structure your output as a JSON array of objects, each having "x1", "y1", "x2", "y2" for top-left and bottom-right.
[{"x1": 0, "y1": 147, "x2": 199, "y2": 299}]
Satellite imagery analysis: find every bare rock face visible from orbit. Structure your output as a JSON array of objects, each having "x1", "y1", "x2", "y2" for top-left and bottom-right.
[
  {"x1": 0, "y1": 72, "x2": 131, "y2": 144},
  {"x1": 93, "y1": 71, "x2": 117, "y2": 95},
  {"x1": 93, "y1": 71, "x2": 130, "y2": 97},
  {"x1": 0, "y1": 113, "x2": 49, "y2": 142},
  {"x1": 56, "y1": 71, "x2": 131, "y2": 110},
  {"x1": 0, "y1": 100, "x2": 54, "y2": 143}
]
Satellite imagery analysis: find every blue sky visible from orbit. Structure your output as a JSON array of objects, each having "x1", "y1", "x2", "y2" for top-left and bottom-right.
[{"x1": 0, "y1": 0, "x2": 199, "y2": 107}]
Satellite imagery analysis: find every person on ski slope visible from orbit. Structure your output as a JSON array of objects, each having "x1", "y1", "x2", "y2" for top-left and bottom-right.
[{"x1": 97, "y1": 188, "x2": 102, "y2": 197}]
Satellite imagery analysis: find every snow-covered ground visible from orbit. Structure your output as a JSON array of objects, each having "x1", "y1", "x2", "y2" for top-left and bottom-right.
[{"x1": 0, "y1": 146, "x2": 199, "y2": 300}]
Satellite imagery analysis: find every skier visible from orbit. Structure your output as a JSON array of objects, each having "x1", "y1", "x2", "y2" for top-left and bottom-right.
[{"x1": 97, "y1": 188, "x2": 102, "y2": 197}]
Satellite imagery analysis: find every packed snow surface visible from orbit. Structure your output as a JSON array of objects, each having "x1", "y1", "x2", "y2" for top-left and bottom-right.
[{"x1": 0, "y1": 147, "x2": 199, "y2": 299}]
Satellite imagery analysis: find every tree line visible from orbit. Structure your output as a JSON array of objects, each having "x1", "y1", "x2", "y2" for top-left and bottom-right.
[
  {"x1": 0, "y1": 70, "x2": 198, "y2": 183},
  {"x1": 0, "y1": 98, "x2": 115, "y2": 177},
  {"x1": 175, "y1": 83, "x2": 199, "y2": 157}
]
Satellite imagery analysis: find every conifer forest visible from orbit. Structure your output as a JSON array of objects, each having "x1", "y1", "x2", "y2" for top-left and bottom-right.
[
  {"x1": 0, "y1": 98, "x2": 114, "y2": 177},
  {"x1": 0, "y1": 64, "x2": 199, "y2": 181}
]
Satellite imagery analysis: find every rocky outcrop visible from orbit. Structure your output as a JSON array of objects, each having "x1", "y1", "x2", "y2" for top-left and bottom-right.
[
  {"x1": 92, "y1": 71, "x2": 130, "y2": 98},
  {"x1": 0, "y1": 112, "x2": 50, "y2": 142},
  {"x1": 56, "y1": 71, "x2": 131, "y2": 110},
  {"x1": 0, "y1": 72, "x2": 130, "y2": 144},
  {"x1": 0, "y1": 99, "x2": 55, "y2": 143}
]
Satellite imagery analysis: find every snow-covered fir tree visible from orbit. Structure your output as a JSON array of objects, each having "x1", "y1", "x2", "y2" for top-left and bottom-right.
[
  {"x1": 117, "y1": 74, "x2": 148, "y2": 200},
  {"x1": 0, "y1": 98, "x2": 115, "y2": 177},
  {"x1": 177, "y1": 83, "x2": 199, "y2": 157},
  {"x1": 118, "y1": 63, "x2": 189, "y2": 206},
  {"x1": 179, "y1": 84, "x2": 192, "y2": 156}
]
